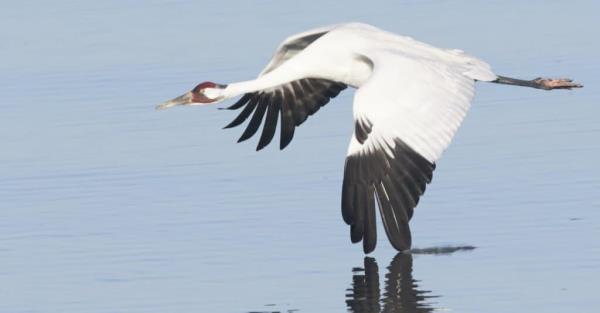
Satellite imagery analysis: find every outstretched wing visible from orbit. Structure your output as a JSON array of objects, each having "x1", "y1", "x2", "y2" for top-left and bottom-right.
[
  {"x1": 224, "y1": 79, "x2": 347, "y2": 150},
  {"x1": 224, "y1": 25, "x2": 347, "y2": 150},
  {"x1": 259, "y1": 24, "x2": 338, "y2": 76},
  {"x1": 343, "y1": 54, "x2": 489, "y2": 253}
]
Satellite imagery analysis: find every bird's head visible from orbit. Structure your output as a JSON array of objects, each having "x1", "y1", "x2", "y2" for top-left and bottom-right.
[{"x1": 155, "y1": 81, "x2": 227, "y2": 110}]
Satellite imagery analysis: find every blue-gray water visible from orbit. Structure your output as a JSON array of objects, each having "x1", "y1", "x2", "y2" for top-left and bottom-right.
[{"x1": 1, "y1": 1, "x2": 599, "y2": 312}]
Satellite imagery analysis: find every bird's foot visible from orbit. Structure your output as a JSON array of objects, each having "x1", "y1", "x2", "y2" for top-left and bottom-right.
[{"x1": 532, "y1": 77, "x2": 583, "y2": 90}]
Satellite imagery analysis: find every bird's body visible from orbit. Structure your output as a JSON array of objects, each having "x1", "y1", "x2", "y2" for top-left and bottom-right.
[
  {"x1": 258, "y1": 22, "x2": 495, "y2": 88},
  {"x1": 157, "y1": 23, "x2": 581, "y2": 253}
]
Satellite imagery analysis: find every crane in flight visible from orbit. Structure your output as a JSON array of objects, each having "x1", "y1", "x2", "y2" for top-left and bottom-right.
[{"x1": 157, "y1": 23, "x2": 582, "y2": 253}]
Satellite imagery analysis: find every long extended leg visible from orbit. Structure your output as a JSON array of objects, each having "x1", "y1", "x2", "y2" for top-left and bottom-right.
[{"x1": 491, "y1": 75, "x2": 583, "y2": 90}]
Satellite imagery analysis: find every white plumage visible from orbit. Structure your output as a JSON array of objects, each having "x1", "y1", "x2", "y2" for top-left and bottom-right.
[
  {"x1": 157, "y1": 22, "x2": 581, "y2": 253},
  {"x1": 227, "y1": 23, "x2": 496, "y2": 161}
]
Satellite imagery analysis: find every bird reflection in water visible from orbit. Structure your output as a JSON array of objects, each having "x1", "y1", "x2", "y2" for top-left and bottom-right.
[{"x1": 346, "y1": 253, "x2": 438, "y2": 313}]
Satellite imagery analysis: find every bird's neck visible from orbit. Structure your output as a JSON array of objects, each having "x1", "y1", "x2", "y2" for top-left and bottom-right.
[
  {"x1": 223, "y1": 79, "x2": 270, "y2": 98},
  {"x1": 223, "y1": 62, "x2": 307, "y2": 99}
]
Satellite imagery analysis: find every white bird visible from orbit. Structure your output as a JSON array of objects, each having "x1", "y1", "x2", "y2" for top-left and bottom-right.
[{"x1": 157, "y1": 23, "x2": 582, "y2": 253}]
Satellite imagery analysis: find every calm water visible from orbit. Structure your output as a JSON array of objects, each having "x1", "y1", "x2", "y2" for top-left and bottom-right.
[{"x1": 1, "y1": 1, "x2": 599, "y2": 312}]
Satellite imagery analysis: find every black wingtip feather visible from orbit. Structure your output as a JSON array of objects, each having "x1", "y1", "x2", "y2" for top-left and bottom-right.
[
  {"x1": 362, "y1": 186, "x2": 377, "y2": 254},
  {"x1": 341, "y1": 177, "x2": 355, "y2": 225},
  {"x1": 341, "y1": 137, "x2": 434, "y2": 253},
  {"x1": 225, "y1": 78, "x2": 347, "y2": 150},
  {"x1": 225, "y1": 93, "x2": 252, "y2": 110},
  {"x1": 279, "y1": 90, "x2": 296, "y2": 150},
  {"x1": 256, "y1": 94, "x2": 281, "y2": 151},
  {"x1": 256, "y1": 121, "x2": 276, "y2": 150},
  {"x1": 351, "y1": 225, "x2": 363, "y2": 243},
  {"x1": 223, "y1": 95, "x2": 259, "y2": 129},
  {"x1": 350, "y1": 183, "x2": 367, "y2": 243},
  {"x1": 237, "y1": 95, "x2": 268, "y2": 142}
]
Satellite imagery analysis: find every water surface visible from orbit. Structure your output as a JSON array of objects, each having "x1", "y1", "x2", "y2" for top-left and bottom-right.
[{"x1": 1, "y1": 1, "x2": 599, "y2": 312}]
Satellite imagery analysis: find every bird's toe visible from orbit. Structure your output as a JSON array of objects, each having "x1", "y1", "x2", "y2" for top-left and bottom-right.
[{"x1": 533, "y1": 77, "x2": 583, "y2": 90}]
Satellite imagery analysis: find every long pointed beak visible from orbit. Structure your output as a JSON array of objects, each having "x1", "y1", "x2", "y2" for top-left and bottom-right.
[{"x1": 155, "y1": 92, "x2": 193, "y2": 111}]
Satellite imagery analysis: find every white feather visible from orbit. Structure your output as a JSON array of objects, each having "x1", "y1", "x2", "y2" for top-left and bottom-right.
[{"x1": 223, "y1": 23, "x2": 496, "y2": 163}]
